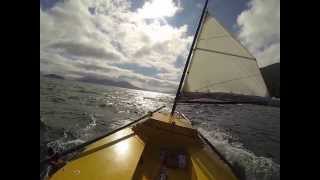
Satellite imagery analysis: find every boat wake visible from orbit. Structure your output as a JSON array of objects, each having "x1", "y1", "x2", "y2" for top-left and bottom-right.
[{"x1": 199, "y1": 128, "x2": 280, "y2": 180}]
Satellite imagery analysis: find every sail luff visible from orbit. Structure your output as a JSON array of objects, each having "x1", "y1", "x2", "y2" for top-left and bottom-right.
[
  {"x1": 170, "y1": 0, "x2": 209, "y2": 116},
  {"x1": 183, "y1": 11, "x2": 208, "y2": 94}
]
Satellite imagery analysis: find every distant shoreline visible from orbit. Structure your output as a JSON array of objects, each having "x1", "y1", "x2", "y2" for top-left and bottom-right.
[{"x1": 41, "y1": 74, "x2": 173, "y2": 95}]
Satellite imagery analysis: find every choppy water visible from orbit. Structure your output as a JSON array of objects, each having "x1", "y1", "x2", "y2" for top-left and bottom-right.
[{"x1": 40, "y1": 76, "x2": 280, "y2": 180}]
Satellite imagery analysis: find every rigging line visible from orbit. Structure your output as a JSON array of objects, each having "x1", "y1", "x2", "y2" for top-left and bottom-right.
[
  {"x1": 195, "y1": 47, "x2": 256, "y2": 61},
  {"x1": 193, "y1": 73, "x2": 260, "y2": 92}
]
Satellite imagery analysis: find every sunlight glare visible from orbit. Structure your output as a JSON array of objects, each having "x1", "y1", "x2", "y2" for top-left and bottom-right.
[
  {"x1": 138, "y1": 0, "x2": 180, "y2": 19},
  {"x1": 115, "y1": 140, "x2": 129, "y2": 155}
]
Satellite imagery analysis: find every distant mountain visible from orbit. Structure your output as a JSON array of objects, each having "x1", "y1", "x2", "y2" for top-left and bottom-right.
[
  {"x1": 43, "y1": 74, "x2": 65, "y2": 80},
  {"x1": 76, "y1": 76, "x2": 143, "y2": 90},
  {"x1": 261, "y1": 63, "x2": 280, "y2": 98}
]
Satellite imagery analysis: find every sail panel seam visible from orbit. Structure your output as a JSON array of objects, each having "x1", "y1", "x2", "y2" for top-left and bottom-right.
[
  {"x1": 199, "y1": 34, "x2": 230, "y2": 40},
  {"x1": 191, "y1": 73, "x2": 261, "y2": 92},
  {"x1": 195, "y1": 47, "x2": 256, "y2": 61}
]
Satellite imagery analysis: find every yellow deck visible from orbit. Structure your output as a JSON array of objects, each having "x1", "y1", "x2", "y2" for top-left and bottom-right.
[{"x1": 50, "y1": 112, "x2": 238, "y2": 180}]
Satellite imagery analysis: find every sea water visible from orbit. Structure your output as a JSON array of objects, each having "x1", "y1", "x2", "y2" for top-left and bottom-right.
[{"x1": 40, "y1": 76, "x2": 280, "y2": 180}]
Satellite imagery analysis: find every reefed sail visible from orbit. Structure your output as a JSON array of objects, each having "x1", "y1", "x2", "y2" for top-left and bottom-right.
[{"x1": 180, "y1": 12, "x2": 269, "y2": 100}]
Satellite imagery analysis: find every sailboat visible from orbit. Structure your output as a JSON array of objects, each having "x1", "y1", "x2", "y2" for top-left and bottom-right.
[{"x1": 42, "y1": 0, "x2": 270, "y2": 179}]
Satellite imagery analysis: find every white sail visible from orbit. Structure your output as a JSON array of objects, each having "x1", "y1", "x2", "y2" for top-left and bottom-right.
[{"x1": 181, "y1": 12, "x2": 269, "y2": 98}]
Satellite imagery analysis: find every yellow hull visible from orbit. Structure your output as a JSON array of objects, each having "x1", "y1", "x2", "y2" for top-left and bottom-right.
[{"x1": 50, "y1": 112, "x2": 238, "y2": 180}]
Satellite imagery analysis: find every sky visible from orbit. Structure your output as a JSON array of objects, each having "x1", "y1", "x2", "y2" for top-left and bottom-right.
[{"x1": 40, "y1": 0, "x2": 280, "y2": 93}]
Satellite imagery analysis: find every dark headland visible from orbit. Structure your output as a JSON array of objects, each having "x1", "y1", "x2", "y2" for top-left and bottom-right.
[
  {"x1": 76, "y1": 76, "x2": 144, "y2": 91},
  {"x1": 261, "y1": 63, "x2": 280, "y2": 98},
  {"x1": 43, "y1": 74, "x2": 65, "y2": 80}
]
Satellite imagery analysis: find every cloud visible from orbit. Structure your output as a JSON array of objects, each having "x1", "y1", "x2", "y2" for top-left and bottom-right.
[
  {"x1": 137, "y1": 0, "x2": 182, "y2": 19},
  {"x1": 40, "y1": 0, "x2": 192, "y2": 93},
  {"x1": 237, "y1": 0, "x2": 280, "y2": 67},
  {"x1": 40, "y1": 50, "x2": 178, "y2": 92},
  {"x1": 49, "y1": 41, "x2": 123, "y2": 60}
]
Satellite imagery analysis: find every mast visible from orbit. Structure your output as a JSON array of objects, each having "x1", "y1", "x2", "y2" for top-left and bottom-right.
[{"x1": 170, "y1": 0, "x2": 209, "y2": 116}]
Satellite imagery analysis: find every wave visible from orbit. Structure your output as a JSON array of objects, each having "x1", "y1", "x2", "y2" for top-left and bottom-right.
[{"x1": 198, "y1": 128, "x2": 280, "y2": 180}]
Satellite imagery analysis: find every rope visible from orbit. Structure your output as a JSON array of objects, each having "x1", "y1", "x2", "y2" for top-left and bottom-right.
[{"x1": 40, "y1": 106, "x2": 165, "y2": 166}]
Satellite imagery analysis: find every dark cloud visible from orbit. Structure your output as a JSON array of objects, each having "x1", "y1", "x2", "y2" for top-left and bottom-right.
[
  {"x1": 114, "y1": 63, "x2": 161, "y2": 76},
  {"x1": 73, "y1": 63, "x2": 113, "y2": 73},
  {"x1": 49, "y1": 41, "x2": 122, "y2": 61}
]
